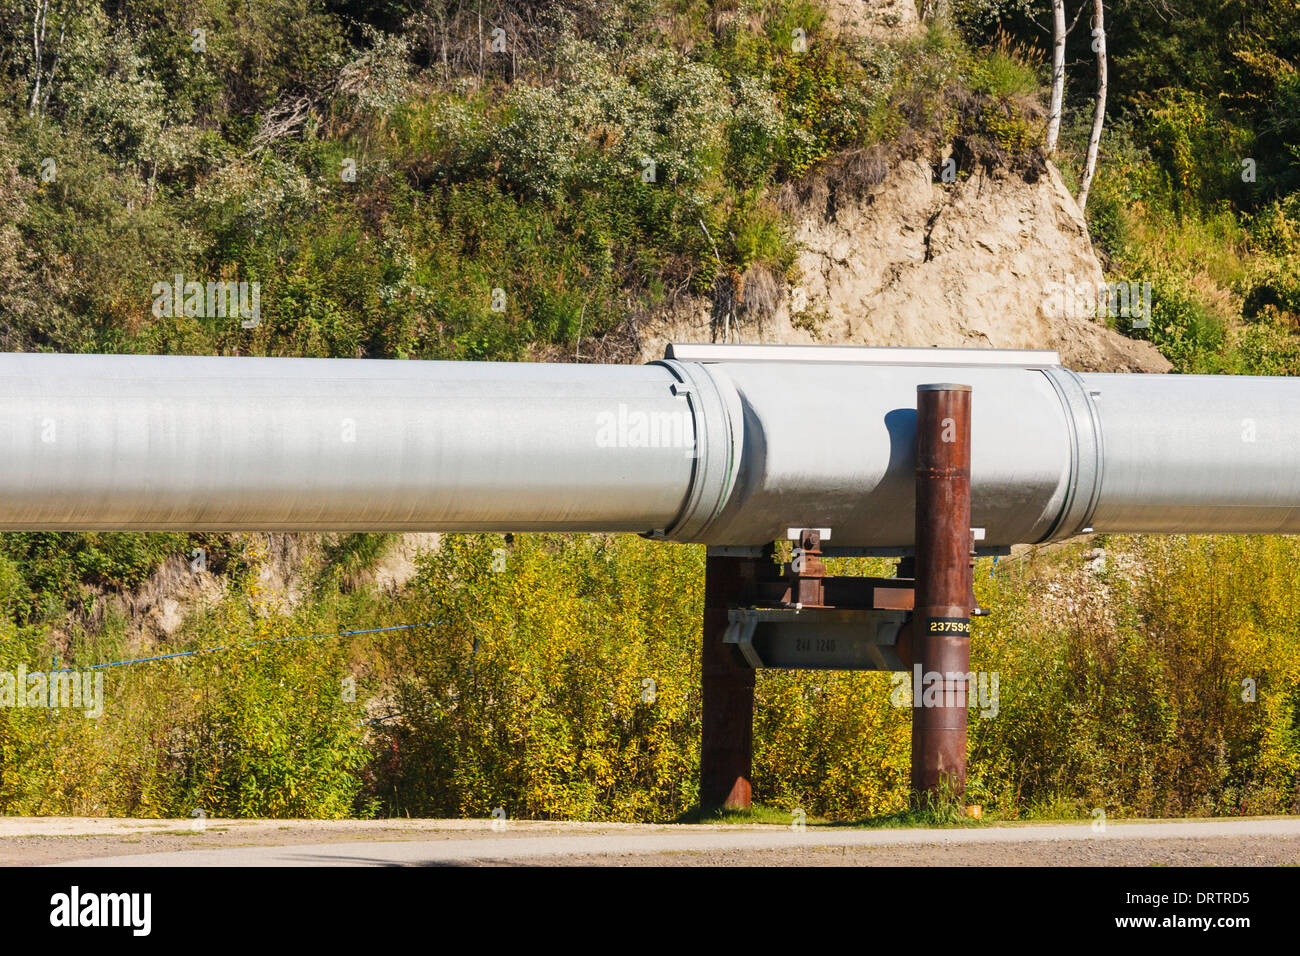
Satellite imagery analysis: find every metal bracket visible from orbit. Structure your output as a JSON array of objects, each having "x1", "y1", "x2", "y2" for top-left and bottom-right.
[
  {"x1": 722, "y1": 613, "x2": 764, "y2": 668},
  {"x1": 723, "y1": 607, "x2": 910, "y2": 671}
]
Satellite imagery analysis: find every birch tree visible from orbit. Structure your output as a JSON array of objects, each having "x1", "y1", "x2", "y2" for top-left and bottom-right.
[
  {"x1": 1076, "y1": 0, "x2": 1107, "y2": 211},
  {"x1": 1045, "y1": 0, "x2": 1066, "y2": 153},
  {"x1": 26, "y1": 0, "x2": 70, "y2": 118}
]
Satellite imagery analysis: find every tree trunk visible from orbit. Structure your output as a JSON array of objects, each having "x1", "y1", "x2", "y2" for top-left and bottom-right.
[
  {"x1": 1077, "y1": 0, "x2": 1108, "y2": 212},
  {"x1": 1045, "y1": 0, "x2": 1066, "y2": 154},
  {"x1": 28, "y1": 0, "x2": 48, "y2": 116},
  {"x1": 40, "y1": 5, "x2": 66, "y2": 114},
  {"x1": 921, "y1": 1, "x2": 952, "y2": 25}
]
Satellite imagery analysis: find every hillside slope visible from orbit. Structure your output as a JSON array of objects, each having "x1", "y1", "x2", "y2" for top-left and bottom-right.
[
  {"x1": 642, "y1": 155, "x2": 1169, "y2": 371},
  {"x1": 639, "y1": 0, "x2": 1167, "y2": 372}
]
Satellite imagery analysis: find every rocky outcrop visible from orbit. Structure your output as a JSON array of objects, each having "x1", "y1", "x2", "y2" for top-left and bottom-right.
[
  {"x1": 824, "y1": 0, "x2": 920, "y2": 40},
  {"x1": 79, "y1": 531, "x2": 444, "y2": 649},
  {"x1": 643, "y1": 157, "x2": 1170, "y2": 373},
  {"x1": 372, "y1": 533, "x2": 441, "y2": 593}
]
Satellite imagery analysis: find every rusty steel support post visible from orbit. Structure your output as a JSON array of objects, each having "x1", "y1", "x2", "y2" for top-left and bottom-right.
[
  {"x1": 911, "y1": 384, "x2": 974, "y2": 804},
  {"x1": 700, "y1": 552, "x2": 755, "y2": 811}
]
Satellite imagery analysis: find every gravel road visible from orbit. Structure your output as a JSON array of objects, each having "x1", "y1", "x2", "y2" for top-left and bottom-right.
[{"x1": 2, "y1": 816, "x2": 1296, "y2": 866}]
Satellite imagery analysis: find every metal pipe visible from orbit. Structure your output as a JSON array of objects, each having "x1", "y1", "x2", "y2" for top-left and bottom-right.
[
  {"x1": 910, "y1": 384, "x2": 973, "y2": 802},
  {"x1": 3, "y1": 349, "x2": 1300, "y2": 545},
  {"x1": 0, "y1": 353, "x2": 712, "y2": 533},
  {"x1": 1080, "y1": 373, "x2": 1300, "y2": 534},
  {"x1": 683, "y1": 359, "x2": 1074, "y2": 547}
]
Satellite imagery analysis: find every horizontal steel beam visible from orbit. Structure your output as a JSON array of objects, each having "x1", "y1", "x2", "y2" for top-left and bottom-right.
[{"x1": 724, "y1": 607, "x2": 910, "y2": 670}]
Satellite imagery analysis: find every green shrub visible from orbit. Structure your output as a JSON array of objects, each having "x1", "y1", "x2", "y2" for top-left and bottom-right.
[
  {"x1": 1143, "y1": 273, "x2": 1227, "y2": 371},
  {"x1": 966, "y1": 44, "x2": 1039, "y2": 100},
  {"x1": 369, "y1": 534, "x2": 703, "y2": 821}
]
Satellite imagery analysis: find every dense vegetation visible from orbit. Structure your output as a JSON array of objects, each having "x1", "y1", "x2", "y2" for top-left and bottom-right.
[
  {"x1": 5, "y1": 532, "x2": 1298, "y2": 820},
  {"x1": 0, "y1": 0, "x2": 1297, "y2": 820},
  {"x1": 963, "y1": 0, "x2": 1300, "y2": 373}
]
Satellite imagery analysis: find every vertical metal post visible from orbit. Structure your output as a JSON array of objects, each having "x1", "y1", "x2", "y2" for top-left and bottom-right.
[
  {"x1": 700, "y1": 551, "x2": 755, "y2": 811},
  {"x1": 911, "y1": 384, "x2": 974, "y2": 803}
]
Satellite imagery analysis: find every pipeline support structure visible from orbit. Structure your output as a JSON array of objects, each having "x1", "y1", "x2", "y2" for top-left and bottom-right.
[
  {"x1": 702, "y1": 378, "x2": 977, "y2": 810},
  {"x1": 910, "y1": 384, "x2": 973, "y2": 802},
  {"x1": 4, "y1": 344, "x2": 1300, "y2": 809}
]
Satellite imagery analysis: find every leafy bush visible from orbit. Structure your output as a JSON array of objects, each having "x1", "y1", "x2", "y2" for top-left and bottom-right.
[
  {"x1": 369, "y1": 534, "x2": 703, "y2": 821},
  {"x1": 1143, "y1": 272, "x2": 1228, "y2": 372},
  {"x1": 1239, "y1": 254, "x2": 1300, "y2": 324},
  {"x1": 0, "y1": 532, "x2": 190, "y2": 624},
  {"x1": 976, "y1": 535, "x2": 1300, "y2": 817},
  {"x1": 0, "y1": 548, "x2": 375, "y2": 817}
]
